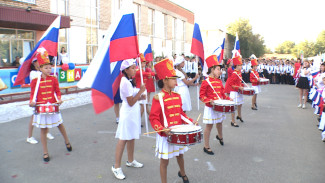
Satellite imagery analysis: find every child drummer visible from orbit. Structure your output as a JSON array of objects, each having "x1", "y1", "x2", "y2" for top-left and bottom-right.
[
  {"x1": 225, "y1": 56, "x2": 245, "y2": 127},
  {"x1": 250, "y1": 58, "x2": 261, "y2": 110},
  {"x1": 29, "y1": 47, "x2": 72, "y2": 162},
  {"x1": 149, "y1": 58, "x2": 198, "y2": 183},
  {"x1": 200, "y1": 55, "x2": 231, "y2": 155}
]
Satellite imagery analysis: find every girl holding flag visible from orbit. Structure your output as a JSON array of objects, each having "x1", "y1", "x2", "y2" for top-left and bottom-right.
[
  {"x1": 174, "y1": 56, "x2": 199, "y2": 112},
  {"x1": 112, "y1": 59, "x2": 146, "y2": 180},
  {"x1": 200, "y1": 55, "x2": 230, "y2": 155},
  {"x1": 29, "y1": 48, "x2": 71, "y2": 162},
  {"x1": 225, "y1": 56, "x2": 245, "y2": 127}
]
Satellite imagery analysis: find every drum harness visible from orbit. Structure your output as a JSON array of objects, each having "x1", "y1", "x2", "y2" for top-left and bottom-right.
[{"x1": 158, "y1": 93, "x2": 192, "y2": 128}]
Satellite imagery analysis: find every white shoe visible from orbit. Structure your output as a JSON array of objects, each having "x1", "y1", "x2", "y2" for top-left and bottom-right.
[
  {"x1": 26, "y1": 137, "x2": 38, "y2": 144},
  {"x1": 126, "y1": 160, "x2": 144, "y2": 168},
  {"x1": 302, "y1": 104, "x2": 306, "y2": 109},
  {"x1": 297, "y1": 104, "x2": 302, "y2": 108},
  {"x1": 112, "y1": 166, "x2": 126, "y2": 180},
  {"x1": 47, "y1": 133, "x2": 55, "y2": 140}
]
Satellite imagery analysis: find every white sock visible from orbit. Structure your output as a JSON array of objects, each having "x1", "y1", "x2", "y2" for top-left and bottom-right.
[{"x1": 116, "y1": 117, "x2": 119, "y2": 122}]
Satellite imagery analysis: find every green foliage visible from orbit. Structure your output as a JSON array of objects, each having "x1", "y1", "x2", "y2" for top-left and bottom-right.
[
  {"x1": 275, "y1": 30, "x2": 325, "y2": 58},
  {"x1": 275, "y1": 41, "x2": 295, "y2": 54},
  {"x1": 227, "y1": 18, "x2": 266, "y2": 58}
]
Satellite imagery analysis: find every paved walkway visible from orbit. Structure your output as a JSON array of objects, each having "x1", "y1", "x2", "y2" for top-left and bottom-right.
[{"x1": 1, "y1": 84, "x2": 324, "y2": 183}]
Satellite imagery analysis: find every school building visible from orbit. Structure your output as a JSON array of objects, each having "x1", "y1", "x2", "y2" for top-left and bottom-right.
[{"x1": 0, "y1": 0, "x2": 195, "y2": 66}]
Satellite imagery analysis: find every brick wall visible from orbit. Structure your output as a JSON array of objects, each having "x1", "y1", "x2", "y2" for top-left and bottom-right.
[
  {"x1": 0, "y1": 0, "x2": 50, "y2": 13},
  {"x1": 143, "y1": 0, "x2": 194, "y2": 24},
  {"x1": 140, "y1": 5, "x2": 149, "y2": 36},
  {"x1": 99, "y1": 0, "x2": 111, "y2": 30}
]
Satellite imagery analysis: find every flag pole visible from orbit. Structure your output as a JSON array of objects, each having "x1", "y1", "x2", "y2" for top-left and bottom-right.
[
  {"x1": 195, "y1": 55, "x2": 200, "y2": 111},
  {"x1": 137, "y1": 56, "x2": 149, "y2": 136}
]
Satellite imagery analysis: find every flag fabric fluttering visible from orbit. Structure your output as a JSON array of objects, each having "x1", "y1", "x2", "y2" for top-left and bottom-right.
[
  {"x1": 144, "y1": 44, "x2": 153, "y2": 62},
  {"x1": 212, "y1": 33, "x2": 225, "y2": 63},
  {"x1": 191, "y1": 23, "x2": 205, "y2": 75},
  {"x1": 77, "y1": 13, "x2": 139, "y2": 114},
  {"x1": 191, "y1": 23, "x2": 205, "y2": 64},
  {"x1": 232, "y1": 32, "x2": 241, "y2": 58},
  {"x1": 14, "y1": 16, "x2": 61, "y2": 86}
]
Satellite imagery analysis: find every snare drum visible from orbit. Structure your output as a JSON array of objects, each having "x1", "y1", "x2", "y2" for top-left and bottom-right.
[
  {"x1": 239, "y1": 87, "x2": 255, "y2": 96},
  {"x1": 212, "y1": 100, "x2": 235, "y2": 113},
  {"x1": 167, "y1": 125, "x2": 203, "y2": 146},
  {"x1": 35, "y1": 104, "x2": 60, "y2": 115},
  {"x1": 258, "y1": 78, "x2": 269, "y2": 85}
]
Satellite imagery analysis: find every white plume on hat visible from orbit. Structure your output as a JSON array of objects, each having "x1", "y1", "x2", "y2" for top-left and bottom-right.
[
  {"x1": 174, "y1": 56, "x2": 185, "y2": 66},
  {"x1": 120, "y1": 59, "x2": 136, "y2": 71}
]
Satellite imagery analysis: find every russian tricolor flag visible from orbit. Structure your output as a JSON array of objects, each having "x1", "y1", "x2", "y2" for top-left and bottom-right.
[
  {"x1": 77, "y1": 13, "x2": 139, "y2": 114},
  {"x1": 232, "y1": 32, "x2": 241, "y2": 58},
  {"x1": 191, "y1": 23, "x2": 205, "y2": 63},
  {"x1": 191, "y1": 23, "x2": 205, "y2": 75},
  {"x1": 144, "y1": 44, "x2": 153, "y2": 62},
  {"x1": 212, "y1": 33, "x2": 225, "y2": 63},
  {"x1": 14, "y1": 16, "x2": 60, "y2": 86}
]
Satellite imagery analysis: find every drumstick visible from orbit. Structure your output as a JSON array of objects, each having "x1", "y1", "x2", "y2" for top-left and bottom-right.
[
  {"x1": 54, "y1": 98, "x2": 75, "y2": 104},
  {"x1": 18, "y1": 98, "x2": 75, "y2": 106},
  {"x1": 196, "y1": 113, "x2": 201, "y2": 122},
  {"x1": 18, "y1": 101, "x2": 46, "y2": 106},
  {"x1": 143, "y1": 125, "x2": 184, "y2": 135},
  {"x1": 143, "y1": 128, "x2": 170, "y2": 135}
]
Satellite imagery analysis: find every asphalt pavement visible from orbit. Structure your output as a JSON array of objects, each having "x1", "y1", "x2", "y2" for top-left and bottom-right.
[{"x1": 1, "y1": 84, "x2": 325, "y2": 183}]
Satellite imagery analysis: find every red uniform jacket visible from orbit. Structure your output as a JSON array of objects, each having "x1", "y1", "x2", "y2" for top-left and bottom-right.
[
  {"x1": 145, "y1": 67, "x2": 156, "y2": 93},
  {"x1": 30, "y1": 75, "x2": 61, "y2": 104},
  {"x1": 224, "y1": 70, "x2": 244, "y2": 93},
  {"x1": 135, "y1": 69, "x2": 155, "y2": 88},
  {"x1": 200, "y1": 77, "x2": 230, "y2": 107},
  {"x1": 149, "y1": 89, "x2": 194, "y2": 137},
  {"x1": 250, "y1": 70, "x2": 260, "y2": 86},
  {"x1": 227, "y1": 67, "x2": 234, "y2": 78}
]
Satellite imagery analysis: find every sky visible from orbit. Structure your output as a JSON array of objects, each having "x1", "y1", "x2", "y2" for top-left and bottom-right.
[{"x1": 170, "y1": 0, "x2": 325, "y2": 51}]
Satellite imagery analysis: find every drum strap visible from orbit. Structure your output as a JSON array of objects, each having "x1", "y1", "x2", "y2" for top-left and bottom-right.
[
  {"x1": 158, "y1": 93, "x2": 168, "y2": 128},
  {"x1": 180, "y1": 115, "x2": 193, "y2": 125},
  {"x1": 206, "y1": 78, "x2": 221, "y2": 99},
  {"x1": 32, "y1": 72, "x2": 42, "y2": 102}
]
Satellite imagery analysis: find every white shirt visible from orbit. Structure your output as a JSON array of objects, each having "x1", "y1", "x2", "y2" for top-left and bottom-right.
[
  {"x1": 59, "y1": 52, "x2": 69, "y2": 64},
  {"x1": 29, "y1": 70, "x2": 41, "y2": 81},
  {"x1": 300, "y1": 68, "x2": 311, "y2": 77},
  {"x1": 120, "y1": 76, "x2": 137, "y2": 102},
  {"x1": 176, "y1": 70, "x2": 186, "y2": 87}
]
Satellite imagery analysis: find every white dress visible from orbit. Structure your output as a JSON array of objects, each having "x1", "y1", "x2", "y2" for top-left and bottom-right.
[
  {"x1": 174, "y1": 70, "x2": 192, "y2": 111},
  {"x1": 115, "y1": 77, "x2": 141, "y2": 140}
]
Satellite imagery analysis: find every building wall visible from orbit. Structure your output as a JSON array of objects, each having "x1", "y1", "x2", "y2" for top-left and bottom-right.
[
  {"x1": 0, "y1": 0, "x2": 50, "y2": 12},
  {"x1": 0, "y1": 0, "x2": 195, "y2": 64}
]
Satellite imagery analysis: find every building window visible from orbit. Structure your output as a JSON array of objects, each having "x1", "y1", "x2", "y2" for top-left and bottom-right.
[
  {"x1": 148, "y1": 8, "x2": 155, "y2": 46},
  {"x1": 13, "y1": 0, "x2": 36, "y2": 4},
  {"x1": 86, "y1": 0, "x2": 99, "y2": 63},
  {"x1": 163, "y1": 13, "x2": 167, "y2": 44},
  {"x1": 172, "y1": 17, "x2": 176, "y2": 54},
  {"x1": 58, "y1": 28, "x2": 67, "y2": 57},
  {"x1": 133, "y1": 3, "x2": 141, "y2": 35},
  {"x1": 51, "y1": 0, "x2": 68, "y2": 16},
  {"x1": 0, "y1": 28, "x2": 35, "y2": 67},
  {"x1": 182, "y1": 20, "x2": 186, "y2": 53}
]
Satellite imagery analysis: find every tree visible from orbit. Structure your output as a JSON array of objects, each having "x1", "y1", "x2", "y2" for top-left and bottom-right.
[
  {"x1": 265, "y1": 47, "x2": 273, "y2": 54},
  {"x1": 275, "y1": 41, "x2": 295, "y2": 54},
  {"x1": 227, "y1": 18, "x2": 266, "y2": 58},
  {"x1": 315, "y1": 30, "x2": 325, "y2": 54},
  {"x1": 292, "y1": 40, "x2": 316, "y2": 58}
]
